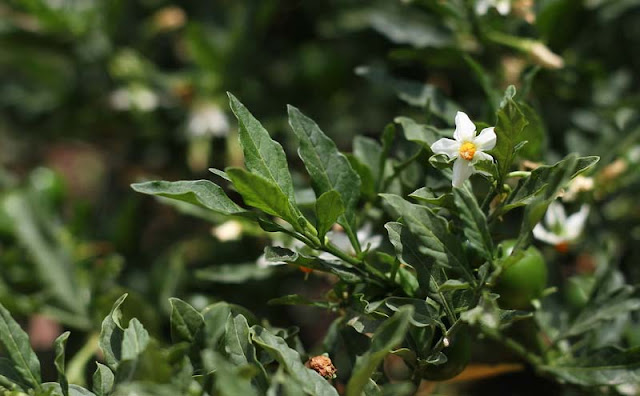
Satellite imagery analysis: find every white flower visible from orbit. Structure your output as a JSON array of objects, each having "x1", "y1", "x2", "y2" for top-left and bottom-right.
[
  {"x1": 187, "y1": 102, "x2": 230, "y2": 138},
  {"x1": 475, "y1": 0, "x2": 511, "y2": 15},
  {"x1": 562, "y1": 175, "x2": 594, "y2": 202},
  {"x1": 430, "y1": 111, "x2": 497, "y2": 188},
  {"x1": 109, "y1": 85, "x2": 158, "y2": 112},
  {"x1": 533, "y1": 201, "x2": 589, "y2": 251},
  {"x1": 211, "y1": 220, "x2": 243, "y2": 242}
]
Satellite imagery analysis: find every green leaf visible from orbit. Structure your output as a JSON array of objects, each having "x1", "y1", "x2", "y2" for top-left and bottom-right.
[
  {"x1": 395, "y1": 116, "x2": 441, "y2": 147},
  {"x1": 356, "y1": 65, "x2": 458, "y2": 121},
  {"x1": 226, "y1": 168, "x2": 304, "y2": 231},
  {"x1": 251, "y1": 326, "x2": 339, "y2": 396},
  {"x1": 228, "y1": 93, "x2": 295, "y2": 201},
  {"x1": 437, "y1": 280, "x2": 471, "y2": 292},
  {"x1": 502, "y1": 154, "x2": 599, "y2": 213},
  {"x1": 354, "y1": 136, "x2": 383, "y2": 187},
  {"x1": 347, "y1": 154, "x2": 376, "y2": 200},
  {"x1": 453, "y1": 187, "x2": 493, "y2": 260},
  {"x1": 315, "y1": 190, "x2": 345, "y2": 241},
  {"x1": 42, "y1": 383, "x2": 97, "y2": 396},
  {"x1": 99, "y1": 294, "x2": 127, "y2": 370},
  {"x1": 0, "y1": 357, "x2": 29, "y2": 390},
  {"x1": 542, "y1": 347, "x2": 640, "y2": 386},
  {"x1": 131, "y1": 180, "x2": 246, "y2": 216},
  {"x1": 409, "y1": 188, "x2": 454, "y2": 210},
  {"x1": 92, "y1": 363, "x2": 114, "y2": 396},
  {"x1": 208, "y1": 168, "x2": 231, "y2": 181},
  {"x1": 366, "y1": 6, "x2": 453, "y2": 49},
  {"x1": 381, "y1": 194, "x2": 473, "y2": 282},
  {"x1": 224, "y1": 315, "x2": 252, "y2": 366},
  {"x1": 517, "y1": 103, "x2": 546, "y2": 160},
  {"x1": 169, "y1": 298, "x2": 205, "y2": 344},
  {"x1": 563, "y1": 295, "x2": 640, "y2": 339},
  {"x1": 346, "y1": 306, "x2": 413, "y2": 396},
  {"x1": 0, "y1": 303, "x2": 41, "y2": 388},
  {"x1": 264, "y1": 246, "x2": 363, "y2": 284},
  {"x1": 288, "y1": 106, "x2": 361, "y2": 232},
  {"x1": 384, "y1": 222, "x2": 432, "y2": 292},
  {"x1": 383, "y1": 297, "x2": 440, "y2": 327},
  {"x1": 121, "y1": 319, "x2": 150, "y2": 361},
  {"x1": 2, "y1": 193, "x2": 86, "y2": 319},
  {"x1": 462, "y1": 55, "x2": 501, "y2": 111},
  {"x1": 268, "y1": 295, "x2": 335, "y2": 309},
  {"x1": 202, "y1": 351, "x2": 259, "y2": 396},
  {"x1": 224, "y1": 315, "x2": 268, "y2": 392},
  {"x1": 490, "y1": 86, "x2": 528, "y2": 183},
  {"x1": 514, "y1": 155, "x2": 599, "y2": 245},
  {"x1": 202, "y1": 303, "x2": 231, "y2": 349},
  {"x1": 195, "y1": 263, "x2": 274, "y2": 284},
  {"x1": 54, "y1": 331, "x2": 70, "y2": 396}
]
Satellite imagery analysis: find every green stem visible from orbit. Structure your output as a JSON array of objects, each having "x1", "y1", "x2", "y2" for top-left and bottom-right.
[
  {"x1": 342, "y1": 222, "x2": 362, "y2": 254},
  {"x1": 479, "y1": 325, "x2": 543, "y2": 367},
  {"x1": 380, "y1": 148, "x2": 424, "y2": 192},
  {"x1": 507, "y1": 171, "x2": 531, "y2": 178},
  {"x1": 67, "y1": 332, "x2": 100, "y2": 386},
  {"x1": 323, "y1": 242, "x2": 388, "y2": 281},
  {"x1": 480, "y1": 186, "x2": 497, "y2": 213},
  {"x1": 431, "y1": 320, "x2": 464, "y2": 354},
  {"x1": 322, "y1": 242, "x2": 360, "y2": 266}
]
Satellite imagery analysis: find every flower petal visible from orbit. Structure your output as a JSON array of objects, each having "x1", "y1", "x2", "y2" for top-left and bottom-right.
[
  {"x1": 431, "y1": 138, "x2": 460, "y2": 158},
  {"x1": 496, "y1": 0, "x2": 511, "y2": 15},
  {"x1": 453, "y1": 111, "x2": 476, "y2": 142},
  {"x1": 533, "y1": 224, "x2": 565, "y2": 245},
  {"x1": 474, "y1": 127, "x2": 497, "y2": 151},
  {"x1": 452, "y1": 159, "x2": 474, "y2": 188},
  {"x1": 545, "y1": 201, "x2": 566, "y2": 228},
  {"x1": 475, "y1": 0, "x2": 490, "y2": 15},
  {"x1": 471, "y1": 151, "x2": 493, "y2": 165},
  {"x1": 565, "y1": 205, "x2": 589, "y2": 240}
]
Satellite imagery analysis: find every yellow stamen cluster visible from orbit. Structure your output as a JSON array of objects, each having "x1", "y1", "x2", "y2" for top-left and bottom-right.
[{"x1": 459, "y1": 141, "x2": 477, "y2": 161}]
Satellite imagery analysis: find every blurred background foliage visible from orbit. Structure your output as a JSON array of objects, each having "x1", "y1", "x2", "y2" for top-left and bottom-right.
[{"x1": 1, "y1": 0, "x2": 640, "y2": 392}]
